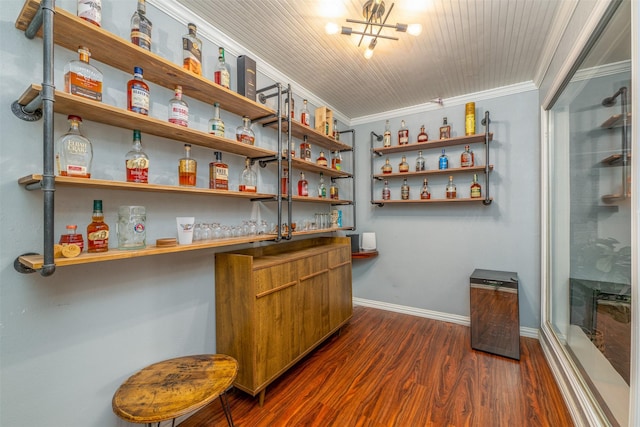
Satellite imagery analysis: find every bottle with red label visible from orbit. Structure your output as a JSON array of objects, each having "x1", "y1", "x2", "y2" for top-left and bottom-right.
[
  {"x1": 398, "y1": 120, "x2": 409, "y2": 145},
  {"x1": 127, "y1": 66, "x2": 150, "y2": 115},
  {"x1": 125, "y1": 130, "x2": 149, "y2": 183},
  {"x1": 60, "y1": 224, "x2": 85, "y2": 252},
  {"x1": 300, "y1": 99, "x2": 310, "y2": 126},
  {"x1": 297, "y1": 172, "x2": 308, "y2": 196}
]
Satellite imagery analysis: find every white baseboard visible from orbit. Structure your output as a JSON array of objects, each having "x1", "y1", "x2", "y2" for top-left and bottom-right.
[{"x1": 352, "y1": 297, "x2": 539, "y2": 339}]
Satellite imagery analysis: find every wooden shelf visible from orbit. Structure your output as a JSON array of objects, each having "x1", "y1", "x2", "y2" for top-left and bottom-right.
[
  {"x1": 352, "y1": 250, "x2": 378, "y2": 259},
  {"x1": 289, "y1": 227, "x2": 354, "y2": 237},
  {"x1": 19, "y1": 175, "x2": 277, "y2": 200},
  {"x1": 373, "y1": 133, "x2": 492, "y2": 155},
  {"x1": 374, "y1": 165, "x2": 493, "y2": 179},
  {"x1": 284, "y1": 195, "x2": 353, "y2": 204},
  {"x1": 600, "y1": 113, "x2": 632, "y2": 129},
  {"x1": 600, "y1": 153, "x2": 631, "y2": 166},
  {"x1": 18, "y1": 234, "x2": 278, "y2": 269},
  {"x1": 287, "y1": 158, "x2": 352, "y2": 178},
  {"x1": 15, "y1": 0, "x2": 275, "y2": 121},
  {"x1": 601, "y1": 194, "x2": 628, "y2": 204},
  {"x1": 372, "y1": 197, "x2": 493, "y2": 204},
  {"x1": 261, "y1": 118, "x2": 352, "y2": 152},
  {"x1": 17, "y1": 85, "x2": 277, "y2": 159}
]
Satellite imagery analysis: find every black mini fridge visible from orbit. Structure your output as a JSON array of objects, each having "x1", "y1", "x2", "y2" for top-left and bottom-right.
[{"x1": 470, "y1": 269, "x2": 520, "y2": 360}]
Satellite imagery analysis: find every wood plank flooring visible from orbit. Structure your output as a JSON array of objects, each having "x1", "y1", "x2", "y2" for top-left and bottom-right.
[{"x1": 181, "y1": 306, "x2": 573, "y2": 426}]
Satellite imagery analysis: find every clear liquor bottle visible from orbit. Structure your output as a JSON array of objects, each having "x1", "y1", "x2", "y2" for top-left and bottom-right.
[
  {"x1": 208, "y1": 102, "x2": 225, "y2": 137},
  {"x1": 383, "y1": 120, "x2": 391, "y2": 147},
  {"x1": 77, "y1": 0, "x2": 101, "y2": 27},
  {"x1": 417, "y1": 125, "x2": 428, "y2": 142},
  {"x1": 300, "y1": 99, "x2": 310, "y2": 126},
  {"x1": 316, "y1": 151, "x2": 328, "y2": 167},
  {"x1": 331, "y1": 151, "x2": 342, "y2": 170},
  {"x1": 127, "y1": 66, "x2": 150, "y2": 115},
  {"x1": 381, "y1": 158, "x2": 392, "y2": 174},
  {"x1": 239, "y1": 158, "x2": 257, "y2": 192},
  {"x1": 281, "y1": 166, "x2": 289, "y2": 195},
  {"x1": 87, "y1": 199, "x2": 109, "y2": 253},
  {"x1": 125, "y1": 130, "x2": 149, "y2": 183},
  {"x1": 64, "y1": 46, "x2": 103, "y2": 101},
  {"x1": 285, "y1": 97, "x2": 295, "y2": 120},
  {"x1": 130, "y1": 0, "x2": 152, "y2": 50},
  {"x1": 439, "y1": 117, "x2": 451, "y2": 139},
  {"x1": 214, "y1": 47, "x2": 231, "y2": 89},
  {"x1": 382, "y1": 179, "x2": 391, "y2": 200},
  {"x1": 209, "y1": 151, "x2": 228, "y2": 190},
  {"x1": 460, "y1": 145, "x2": 474, "y2": 167},
  {"x1": 415, "y1": 151, "x2": 425, "y2": 171},
  {"x1": 168, "y1": 86, "x2": 189, "y2": 127},
  {"x1": 236, "y1": 116, "x2": 255, "y2": 145},
  {"x1": 283, "y1": 140, "x2": 296, "y2": 158},
  {"x1": 401, "y1": 178, "x2": 410, "y2": 200},
  {"x1": 182, "y1": 23, "x2": 202, "y2": 75},
  {"x1": 330, "y1": 180, "x2": 339, "y2": 200},
  {"x1": 300, "y1": 136, "x2": 311, "y2": 161},
  {"x1": 420, "y1": 178, "x2": 431, "y2": 199},
  {"x1": 399, "y1": 155, "x2": 409, "y2": 173},
  {"x1": 446, "y1": 175, "x2": 457, "y2": 199},
  {"x1": 470, "y1": 173, "x2": 482, "y2": 198},
  {"x1": 438, "y1": 149, "x2": 449, "y2": 170},
  {"x1": 333, "y1": 119, "x2": 339, "y2": 141},
  {"x1": 56, "y1": 115, "x2": 93, "y2": 178},
  {"x1": 398, "y1": 120, "x2": 409, "y2": 145},
  {"x1": 317, "y1": 173, "x2": 327, "y2": 198},
  {"x1": 178, "y1": 143, "x2": 197, "y2": 186},
  {"x1": 297, "y1": 172, "x2": 308, "y2": 196}
]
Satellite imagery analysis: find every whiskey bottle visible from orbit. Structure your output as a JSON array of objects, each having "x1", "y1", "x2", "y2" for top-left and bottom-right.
[
  {"x1": 420, "y1": 178, "x2": 431, "y2": 199},
  {"x1": 399, "y1": 155, "x2": 409, "y2": 173},
  {"x1": 283, "y1": 140, "x2": 296, "y2": 158},
  {"x1": 300, "y1": 99, "x2": 310, "y2": 126},
  {"x1": 316, "y1": 151, "x2": 328, "y2": 167},
  {"x1": 381, "y1": 158, "x2": 392, "y2": 174},
  {"x1": 330, "y1": 180, "x2": 339, "y2": 200},
  {"x1": 87, "y1": 199, "x2": 109, "y2": 253},
  {"x1": 285, "y1": 97, "x2": 295, "y2": 120},
  {"x1": 125, "y1": 130, "x2": 149, "y2": 183},
  {"x1": 382, "y1": 179, "x2": 391, "y2": 200},
  {"x1": 281, "y1": 166, "x2": 289, "y2": 195},
  {"x1": 168, "y1": 86, "x2": 189, "y2": 127},
  {"x1": 214, "y1": 47, "x2": 231, "y2": 89},
  {"x1": 438, "y1": 149, "x2": 449, "y2": 170},
  {"x1": 64, "y1": 46, "x2": 103, "y2": 102},
  {"x1": 209, "y1": 151, "x2": 229, "y2": 190},
  {"x1": 439, "y1": 117, "x2": 451, "y2": 139},
  {"x1": 56, "y1": 115, "x2": 93, "y2": 178},
  {"x1": 398, "y1": 120, "x2": 409, "y2": 145},
  {"x1": 208, "y1": 102, "x2": 225, "y2": 137},
  {"x1": 331, "y1": 151, "x2": 342, "y2": 170},
  {"x1": 239, "y1": 158, "x2": 257, "y2": 192},
  {"x1": 300, "y1": 136, "x2": 311, "y2": 161},
  {"x1": 60, "y1": 224, "x2": 85, "y2": 252},
  {"x1": 465, "y1": 102, "x2": 476, "y2": 135},
  {"x1": 77, "y1": 0, "x2": 101, "y2": 27},
  {"x1": 461, "y1": 145, "x2": 474, "y2": 167},
  {"x1": 182, "y1": 23, "x2": 202, "y2": 75},
  {"x1": 401, "y1": 178, "x2": 410, "y2": 200},
  {"x1": 236, "y1": 116, "x2": 255, "y2": 145},
  {"x1": 317, "y1": 173, "x2": 327, "y2": 198},
  {"x1": 178, "y1": 143, "x2": 197, "y2": 186},
  {"x1": 470, "y1": 173, "x2": 482, "y2": 198},
  {"x1": 383, "y1": 120, "x2": 391, "y2": 147},
  {"x1": 333, "y1": 119, "x2": 339, "y2": 141},
  {"x1": 415, "y1": 151, "x2": 425, "y2": 171},
  {"x1": 127, "y1": 66, "x2": 150, "y2": 115},
  {"x1": 297, "y1": 172, "x2": 308, "y2": 196},
  {"x1": 446, "y1": 175, "x2": 457, "y2": 199},
  {"x1": 417, "y1": 125, "x2": 428, "y2": 143},
  {"x1": 130, "y1": 0, "x2": 152, "y2": 50}
]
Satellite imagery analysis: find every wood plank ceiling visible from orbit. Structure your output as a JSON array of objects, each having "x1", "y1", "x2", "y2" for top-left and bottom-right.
[{"x1": 174, "y1": 0, "x2": 565, "y2": 119}]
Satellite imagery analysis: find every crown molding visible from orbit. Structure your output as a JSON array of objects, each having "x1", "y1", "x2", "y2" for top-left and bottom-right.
[{"x1": 571, "y1": 60, "x2": 631, "y2": 82}]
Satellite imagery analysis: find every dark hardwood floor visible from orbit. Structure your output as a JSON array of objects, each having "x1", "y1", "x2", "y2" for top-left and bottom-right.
[{"x1": 181, "y1": 306, "x2": 573, "y2": 426}]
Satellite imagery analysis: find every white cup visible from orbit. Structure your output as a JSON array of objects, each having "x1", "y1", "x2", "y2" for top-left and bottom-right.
[{"x1": 176, "y1": 217, "x2": 195, "y2": 244}]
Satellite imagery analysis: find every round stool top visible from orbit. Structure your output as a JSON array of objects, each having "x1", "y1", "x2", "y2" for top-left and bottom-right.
[{"x1": 112, "y1": 354, "x2": 238, "y2": 423}]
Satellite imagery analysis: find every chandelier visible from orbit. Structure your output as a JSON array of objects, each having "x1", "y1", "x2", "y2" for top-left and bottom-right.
[{"x1": 326, "y1": 0, "x2": 422, "y2": 59}]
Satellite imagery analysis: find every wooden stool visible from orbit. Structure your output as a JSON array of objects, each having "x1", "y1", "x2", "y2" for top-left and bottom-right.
[{"x1": 112, "y1": 354, "x2": 238, "y2": 427}]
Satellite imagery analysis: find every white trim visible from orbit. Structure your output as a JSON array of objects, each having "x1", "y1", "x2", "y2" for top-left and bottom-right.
[
  {"x1": 352, "y1": 297, "x2": 539, "y2": 339},
  {"x1": 349, "y1": 81, "x2": 538, "y2": 126},
  {"x1": 572, "y1": 60, "x2": 632, "y2": 82}
]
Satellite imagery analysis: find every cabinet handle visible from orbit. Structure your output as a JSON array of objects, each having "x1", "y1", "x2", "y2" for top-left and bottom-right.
[
  {"x1": 255, "y1": 280, "x2": 297, "y2": 299},
  {"x1": 300, "y1": 269, "x2": 329, "y2": 281}
]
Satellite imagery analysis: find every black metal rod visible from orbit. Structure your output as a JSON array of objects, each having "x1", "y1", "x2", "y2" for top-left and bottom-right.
[
  {"x1": 483, "y1": 111, "x2": 491, "y2": 205},
  {"x1": 619, "y1": 87, "x2": 628, "y2": 199},
  {"x1": 285, "y1": 85, "x2": 293, "y2": 240},
  {"x1": 275, "y1": 83, "x2": 283, "y2": 242},
  {"x1": 370, "y1": 131, "x2": 382, "y2": 205},
  {"x1": 339, "y1": 129, "x2": 356, "y2": 231}
]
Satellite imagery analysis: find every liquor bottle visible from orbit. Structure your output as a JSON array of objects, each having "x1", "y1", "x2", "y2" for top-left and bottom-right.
[
  {"x1": 209, "y1": 151, "x2": 229, "y2": 190},
  {"x1": 236, "y1": 116, "x2": 255, "y2": 145},
  {"x1": 87, "y1": 199, "x2": 109, "y2": 253},
  {"x1": 381, "y1": 158, "x2": 392, "y2": 174},
  {"x1": 214, "y1": 47, "x2": 231, "y2": 89},
  {"x1": 239, "y1": 158, "x2": 257, "y2": 192},
  {"x1": 300, "y1": 136, "x2": 311, "y2": 161},
  {"x1": 317, "y1": 173, "x2": 327, "y2": 198},
  {"x1": 60, "y1": 224, "x2": 85, "y2": 252},
  {"x1": 64, "y1": 46, "x2": 103, "y2": 101},
  {"x1": 300, "y1": 99, "x2": 310, "y2": 126},
  {"x1": 333, "y1": 119, "x2": 339, "y2": 141},
  {"x1": 398, "y1": 120, "x2": 409, "y2": 145},
  {"x1": 420, "y1": 178, "x2": 431, "y2": 199},
  {"x1": 382, "y1": 180, "x2": 391, "y2": 200},
  {"x1": 417, "y1": 125, "x2": 428, "y2": 143},
  {"x1": 56, "y1": 115, "x2": 93, "y2": 178},
  {"x1": 208, "y1": 102, "x2": 225, "y2": 137},
  {"x1": 401, "y1": 178, "x2": 410, "y2": 200},
  {"x1": 130, "y1": 0, "x2": 152, "y2": 50},
  {"x1": 439, "y1": 117, "x2": 451, "y2": 139},
  {"x1": 297, "y1": 172, "x2": 308, "y2": 196},
  {"x1": 127, "y1": 66, "x2": 150, "y2": 115},
  {"x1": 383, "y1": 120, "x2": 391, "y2": 147},
  {"x1": 399, "y1": 155, "x2": 409, "y2": 173},
  {"x1": 316, "y1": 151, "x2": 328, "y2": 167},
  {"x1": 285, "y1": 97, "x2": 295, "y2": 120},
  {"x1": 470, "y1": 173, "x2": 482, "y2": 198},
  {"x1": 125, "y1": 130, "x2": 149, "y2": 183},
  {"x1": 438, "y1": 149, "x2": 449, "y2": 170},
  {"x1": 331, "y1": 151, "x2": 342, "y2": 170},
  {"x1": 178, "y1": 143, "x2": 197, "y2": 186},
  {"x1": 330, "y1": 180, "x2": 339, "y2": 200},
  {"x1": 465, "y1": 102, "x2": 475, "y2": 136},
  {"x1": 415, "y1": 151, "x2": 425, "y2": 171},
  {"x1": 446, "y1": 175, "x2": 457, "y2": 199},
  {"x1": 283, "y1": 140, "x2": 295, "y2": 158},
  {"x1": 460, "y1": 145, "x2": 474, "y2": 167},
  {"x1": 281, "y1": 166, "x2": 289, "y2": 195},
  {"x1": 168, "y1": 86, "x2": 189, "y2": 127},
  {"x1": 182, "y1": 23, "x2": 202, "y2": 75},
  {"x1": 77, "y1": 0, "x2": 101, "y2": 27}
]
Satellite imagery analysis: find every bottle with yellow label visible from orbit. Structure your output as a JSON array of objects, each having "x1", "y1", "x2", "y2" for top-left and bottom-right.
[
  {"x1": 87, "y1": 200, "x2": 109, "y2": 253},
  {"x1": 465, "y1": 102, "x2": 475, "y2": 135}
]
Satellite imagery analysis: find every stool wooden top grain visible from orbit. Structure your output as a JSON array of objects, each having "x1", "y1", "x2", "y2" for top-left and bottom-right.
[{"x1": 112, "y1": 354, "x2": 238, "y2": 424}]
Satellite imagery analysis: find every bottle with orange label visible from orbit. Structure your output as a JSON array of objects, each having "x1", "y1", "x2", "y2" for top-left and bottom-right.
[
  {"x1": 182, "y1": 23, "x2": 202, "y2": 75},
  {"x1": 87, "y1": 200, "x2": 109, "y2": 253},
  {"x1": 64, "y1": 46, "x2": 103, "y2": 102}
]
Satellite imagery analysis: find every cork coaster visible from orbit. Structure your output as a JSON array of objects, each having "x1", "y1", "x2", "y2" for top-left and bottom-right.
[{"x1": 156, "y1": 238, "x2": 177, "y2": 247}]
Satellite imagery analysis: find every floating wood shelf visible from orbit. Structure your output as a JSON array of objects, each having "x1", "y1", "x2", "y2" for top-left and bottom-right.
[
  {"x1": 282, "y1": 195, "x2": 353, "y2": 204},
  {"x1": 600, "y1": 113, "x2": 632, "y2": 129},
  {"x1": 374, "y1": 165, "x2": 493, "y2": 179},
  {"x1": 600, "y1": 153, "x2": 631, "y2": 166},
  {"x1": 352, "y1": 250, "x2": 378, "y2": 259},
  {"x1": 373, "y1": 134, "x2": 493, "y2": 155},
  {"x1": 286, "y1": 158, "x2": 352, "y2": 178},
  {"x1": 372, "y1": 197, "x2": 493, "y2": 205},
  {"x1": 601, "y1": 194, "x2": 628, "y2": 204}
]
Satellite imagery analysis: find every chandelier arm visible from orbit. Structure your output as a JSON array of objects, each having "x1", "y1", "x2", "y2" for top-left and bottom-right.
[
  {"x1": 356, "y1": 12, "x2": 375, "y2": 47},
  {"x1": 374, "y1": 2, "x2": 395, "y2": 40},
  {"x1": 346, "y1": 31, "x2": 399, "y2": 41},
  {"x1": 346, "y1": 19, "x2": 398, "y2": 29}
]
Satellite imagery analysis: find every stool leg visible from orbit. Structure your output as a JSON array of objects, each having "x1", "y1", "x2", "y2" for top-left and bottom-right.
[{"x1": 219, "y1": 391, "x2": 234, "y2": 427}]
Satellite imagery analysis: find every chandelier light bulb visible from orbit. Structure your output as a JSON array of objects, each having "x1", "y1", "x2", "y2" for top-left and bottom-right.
[
  {"x1": 364, "y1": 48, "x2": 374, "y2": 59},
  {"x1": 407, "y1": 23, "x2": 422, "y2": 36},
  {"x1": 325, "y1": 22, "x2": 339, "y2": 35}
]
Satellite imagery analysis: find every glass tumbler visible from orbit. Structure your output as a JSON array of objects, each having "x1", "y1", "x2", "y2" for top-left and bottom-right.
[{"x1": 117, "y1": 206, "x2": 146, "y2": 249}]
